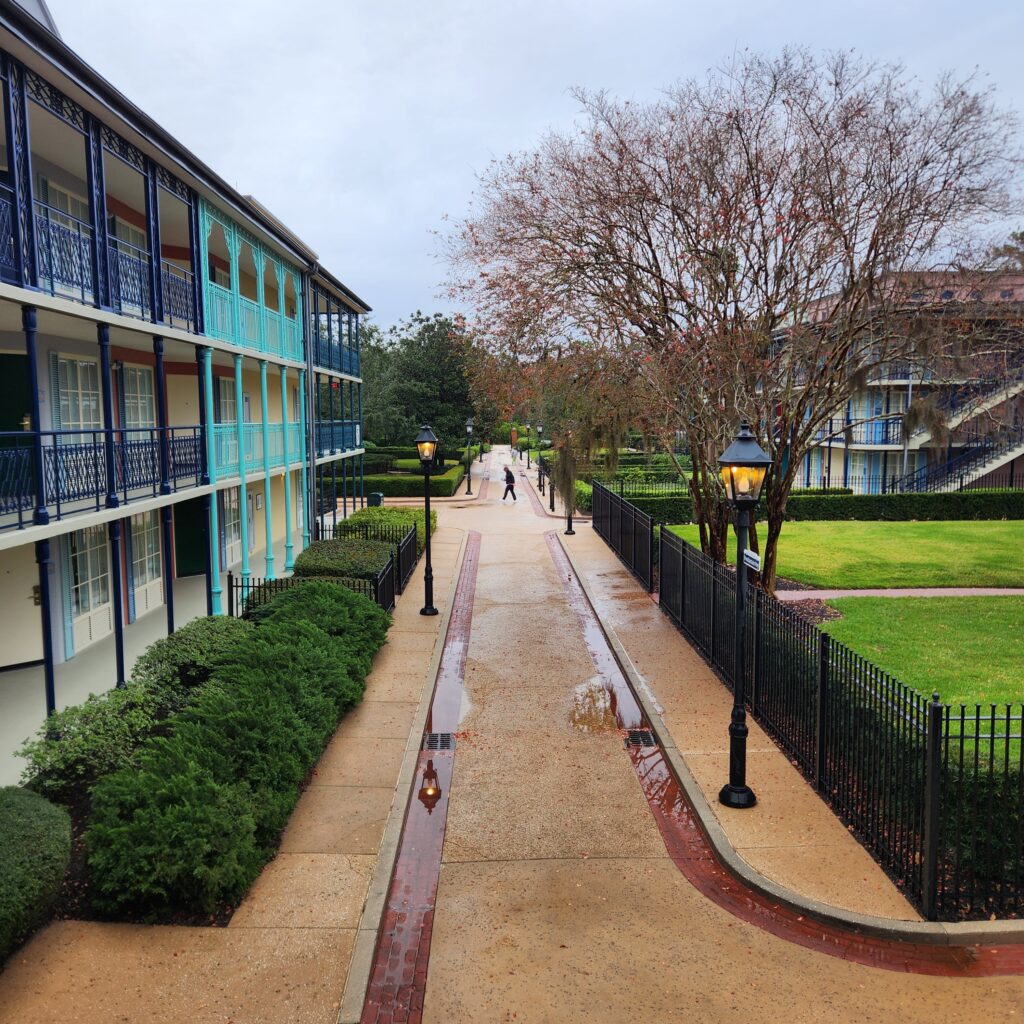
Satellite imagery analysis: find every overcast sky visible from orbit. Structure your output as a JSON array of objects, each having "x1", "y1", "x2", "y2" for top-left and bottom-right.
[{"x1": 47, "y1": 0, "x2": 1024, "y2": 328}]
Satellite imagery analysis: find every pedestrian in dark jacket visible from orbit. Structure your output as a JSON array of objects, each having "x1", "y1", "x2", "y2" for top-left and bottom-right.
[{"x1": 502, "y1": 465, "x2": 517, "y2": 502}]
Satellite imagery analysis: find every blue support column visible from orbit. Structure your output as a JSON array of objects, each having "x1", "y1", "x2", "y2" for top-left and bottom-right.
[
  {"x1": 85, "y1": 116, "x2": 110, "y2": 308},
  {"x1": 4, "y1": 57, "x2": 36, "y2": 287},
  {"x1": 234, "y1": 355, "x2": 250, "y2": 583},
  {"x1": 200, "y1": 347, "x2": 222, "y2": 614},
  {"x1": 97, "y1": 324, "x2": 119, "y2": 508},
  {"x1": 332, "y1": 459, "x2": 338, "y2": 529},
  {"x1": 161, "y1": 504, "x2": 175, "y2": 634},
  {"x1": 188, "y1": 196, "x2": 204, "y2": 334},
  {"x1": 358, "y1": 381, "x2": 364, "y2": 507},
  {"x1": 35, "y1": 539, "x2": 56, "y2": 716},
  {"x1": 153, "y1": 337, "x2": 170, "y2": 494},
  {"x1": 259, "y1": 360, "x2": 274, "y2": 578},
  {"x1": 314, "y1": 371, "x2": 322, "y2": 458},
  {"x1": 298, "y1": 368, "x2": 310, "y2": 550},
  {"x1": 108, "y1": 518, "x2": 126, "y2": 686},
  {"x1": 281, "y1": 366, "x2": 294, "y2": 570},
  {"x1": 22, "y1": 306, "x2": 48, "y2": 524},
  {"x1": 144, "y1": 158, "x2": 163, "y2": 323}
]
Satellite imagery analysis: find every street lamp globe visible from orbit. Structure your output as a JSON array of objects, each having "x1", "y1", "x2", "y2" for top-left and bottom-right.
[
  {"x1": 415, "y1": 424, "x2": 438, "y2": 467},
  {"x1": 718, "y1": 421, "x2": 771, "y2": 507}
]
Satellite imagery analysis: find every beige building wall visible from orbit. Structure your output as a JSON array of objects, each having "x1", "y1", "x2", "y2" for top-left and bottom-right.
[{"x1": 0, "y1": 542, "x2": 43, "y2": 667}]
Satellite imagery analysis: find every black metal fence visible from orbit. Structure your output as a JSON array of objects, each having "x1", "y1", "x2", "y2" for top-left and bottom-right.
[
  {"x1": 314, "y1": 521, "x2": 419, "y2": 594},
  {"x1": 227, "y1": 558, "x2": 396, "y2": 617},
  {"x1": 592, "y1": 481, "x2": 654, "y2": 591},
  {"x1": 655, "y1": 525, "x2": 1023, "y2": 921}
]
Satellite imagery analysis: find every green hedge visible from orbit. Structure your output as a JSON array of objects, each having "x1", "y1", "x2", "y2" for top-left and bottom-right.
[
  {"x1": 575, "y1": 480, "x2": 593, "y2": 512},
  {"x1": 783, "y1": 489, "x2": 1024, "y2": 522},
  {"x1": 392, "y1": 458, "x2": 460, "y2": 472},
  {"x1": 363, "y1": 463, "x2": 465, "y2": 497},
  {"x1": 1, "y1": 787, "x2": 71, "y2": 962},
  {"x1": 344, "y1": 506, "x2": 437, "y2": 553},
  {"x1": 19, "y1": 617, "x2": 254, "y2": 805},
  {"x1": 85, "y1": 582, "x2": 390, "y2": 919},
  {"x1": 294, "y1": 538, "x2": 394, "y2": 580}
]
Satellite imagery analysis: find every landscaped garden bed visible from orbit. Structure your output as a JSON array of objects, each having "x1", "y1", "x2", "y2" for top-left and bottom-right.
[
  {"x1": 4, "y1": 582, "x2": 390, "y2": 949},
  {"x1": 363, "y1": 461, "x2": 466, "y2": 497}
]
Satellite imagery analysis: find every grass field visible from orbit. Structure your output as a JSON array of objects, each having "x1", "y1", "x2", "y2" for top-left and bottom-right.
[
  {"x1": 667, "y1": 520, "x2": 1024, "y2": 589},
  {"x1": 821, "y1": 596, "x2": 1024, "y2": 706}
]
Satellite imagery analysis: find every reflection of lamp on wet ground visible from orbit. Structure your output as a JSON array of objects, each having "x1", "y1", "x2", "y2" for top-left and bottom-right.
[
  {"x1": 717, "y1": 419, "x2": 771, "y2": 810},
  {"x1": 418, "y1": 759, "x2": 442, "y2": 813}
]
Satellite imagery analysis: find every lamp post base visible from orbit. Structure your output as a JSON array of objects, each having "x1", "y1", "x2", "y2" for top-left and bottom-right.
[
  {"x1": 420, "y1": 605, "x2": 439, "y2": 616},
  {"x1": 718, "y1": 783, "x2": 757, "y2": 809}
]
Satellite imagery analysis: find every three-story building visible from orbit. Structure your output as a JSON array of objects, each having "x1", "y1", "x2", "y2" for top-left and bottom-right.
[{"x1": 0, "y1": 2, "x2": 368, "y2": 782}]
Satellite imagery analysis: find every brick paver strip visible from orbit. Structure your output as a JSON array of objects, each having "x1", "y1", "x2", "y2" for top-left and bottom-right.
[{"x1": 359, "y1": 531, "x2": 482, "y2": 1024}]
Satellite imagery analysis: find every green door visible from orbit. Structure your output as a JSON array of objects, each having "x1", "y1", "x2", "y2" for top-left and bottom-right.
[
  {"x1": 173, "y1": 497, "x2": 207, "y2": 577},
  {"x1": 0, "y1": 355, "x2": 30, "y2": 431}
]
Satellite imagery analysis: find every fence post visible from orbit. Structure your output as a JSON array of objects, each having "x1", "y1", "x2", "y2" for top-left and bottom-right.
[
  {"x1": 815, "y1": 633, "x2": 829, "y2": 792},
  {"x1": 227, "y1": 570, "x2": 234, "y2": 618},
  {"x1": 921, "y1": 692, "x2": 943, "y2": 921},
  {"x1": 751, "y1": 589, "x2": 762, "y2": 715}
]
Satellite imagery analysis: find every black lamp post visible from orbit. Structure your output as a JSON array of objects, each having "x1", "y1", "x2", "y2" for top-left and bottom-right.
[
  {"x1": 717, "y1": 420, "x2": 771, "y2": 810},
  {"x1": 537, "y1": 424, "x2": 544, "y2": 491},
  {"x1": 464, "y1": 417, "x2": 474, "y2": 496},
  {"x1": 416, "y1": 424, "x2": 439, "y2": 616},
  {"x1": 525, "y1": 423, "x2": 532, "y2": 469}
]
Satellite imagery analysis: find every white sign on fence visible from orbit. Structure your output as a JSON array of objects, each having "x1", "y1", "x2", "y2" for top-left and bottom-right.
[{"x1": 743, "y1": 549, "x2": 761, "y2": 572}]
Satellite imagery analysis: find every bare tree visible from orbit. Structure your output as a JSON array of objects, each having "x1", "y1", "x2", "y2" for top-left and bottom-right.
[{"x1": 449, "y1": 49, "x2": 1021, "y2": 589}]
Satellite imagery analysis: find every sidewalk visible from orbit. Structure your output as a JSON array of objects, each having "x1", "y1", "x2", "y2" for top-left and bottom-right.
[{"x1": 0, "y1": 527, "x2": 467, "y2": 1024}]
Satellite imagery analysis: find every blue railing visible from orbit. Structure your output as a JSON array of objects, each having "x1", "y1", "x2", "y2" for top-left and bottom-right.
[
  {"x1": 312, "y1": 333, "x2": 360, "y2": 376},
  {"x1": 315, "y1": 419, "x2": 359, "y2": 455},
  {"x1": 0, "y1": 427, "x2": 203, "y2": 529},
  {"x1": 160, "y1": 260, "x2": 196, "y2": 331},
  {"x1": 813, "y1": 416, "x2": 904, "y2": 446},
  {"x1": 108, "y1": 239, "x2": 152, "y2": 319},
  {"x1": 35, "y1": 200, "x2": 94, "y2": 304},
  {"x1": 0, "y1": 184, "x2": 18, "y2": 282}
]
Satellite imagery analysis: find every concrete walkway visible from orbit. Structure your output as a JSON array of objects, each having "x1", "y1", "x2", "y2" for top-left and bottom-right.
[
  {"x1": 3, "y1": 448, "x2": 1022, "y2": 1023},
  {"x1": 776, "y1": 586, "x2": 1024, "y2": 601}
]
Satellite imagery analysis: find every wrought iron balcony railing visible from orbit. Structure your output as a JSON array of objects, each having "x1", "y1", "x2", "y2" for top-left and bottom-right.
[
  {"x1": 211, "y1": 421, "x2": 303, "y2": 479},
  {"x1": 35, "y1": 200, "x2": 94, "y2": 304},
  {"x1": 0, "y1": 184, "x2": 18, "y2": 283},
  {"x1": 0, "y1": 427, "x2": 203, "y2": 530},
  {"x1": 312, "y1": 333, "x2": 361, "y2": 376},
  {"x1": 314, "y1": 419, "x2": 360, "y2": 456},
  {"x1": 108, "y1": 238, "x2": 152, "y2": 320},
  {"x1": 160, "y1": 260, "x2": 196, "y2": 331},
  {"x1": 813, "y1": 416, "x2": 904, "y2": 446}
]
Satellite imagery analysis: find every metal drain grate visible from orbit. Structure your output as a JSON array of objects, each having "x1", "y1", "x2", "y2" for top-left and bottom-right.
[
  {"x1": 624, "y1": 729, "x2": 657, "y2": 748},
  {"x1": 422, "y1": 732, "x2": 456, "y2": 751}
]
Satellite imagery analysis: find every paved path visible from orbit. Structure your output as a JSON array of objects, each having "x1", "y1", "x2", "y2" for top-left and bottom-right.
[{"x1": 776, "y1": 587, "x2": 1024, "y2": 601}]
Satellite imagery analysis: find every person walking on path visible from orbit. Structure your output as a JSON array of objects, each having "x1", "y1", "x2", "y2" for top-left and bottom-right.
[{"x1": 502, "y1": 464, "x2": 517, "y2": 502}]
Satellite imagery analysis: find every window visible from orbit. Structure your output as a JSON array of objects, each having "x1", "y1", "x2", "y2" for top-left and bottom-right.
[
  {"x1": 130, "y1": 511, "x2": 161, "y2": 587},
  {"x1": 940, "y1": 289, "x2": 954, "y2": 300},
  {"x1": 35, "y1": 175, "x2": 90, "y2": 224},
  {"x1": 108, "y1": 216, "x2": 148, "y2": 253},
  {"x1": 216, "y1": 377, "x2": 236, "y2": 424},
  {"x1": 223, "y1": 486, "x2": 241, "y2": 565},
  {"x1": 1001, "y1": 289, "x2": 1015, "y2": 300},
  {"x1": 57, "y1": 357, "x2": 102, "y2": 434},
  {"x1": 122, "y1": 366, "x2": 155, "y2": 429},
  {"x1": 69, "y1": 525, "x2": 109, "y2": 618}
]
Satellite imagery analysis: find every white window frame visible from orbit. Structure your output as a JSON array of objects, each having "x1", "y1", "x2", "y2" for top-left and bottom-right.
[
  {"x1": 69, "y1": 525, "x2": 112, "y2": 650},
  {"x1": 129, "y1": 510, "x2": 163, "y2": 617},
  {"x1": 57, "y1": 355, "x2": 102, "y2": 438},
  {"x1": 122, "y1": 365, "x2": 156, "y2": 430},
  {"x1": 223, "y1": 486, "x2": 241, "y2": 566}
]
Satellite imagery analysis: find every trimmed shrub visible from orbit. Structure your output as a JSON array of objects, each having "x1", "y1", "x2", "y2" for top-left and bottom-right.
[
  {"x1": 575, "y1": 479, "x2": 593, "y2": 512},
  {"x1": 784, "y1": 488, "x2": 1024, "y2": 522},
  {"x1": 344, "y1": 506, "x2": 437, "y2": 553},
  {"x1": 19, "y1": 616, "x2": 254, "y2": 805},
  {"x1": 363, "y1": 463, "x2": 465, "y2": 497},
  {"x1": 86, "y1": 583, "x2": 390, "y2": 918},
  {"x1": 130, "y1": 616, "x2": 254, "y2": 713},
  {"x1": 392, "y1": 458, "x2": 459, "y2": 472},
  {"x1": 18, "y1": 687, "x2": 160, "y2": 806},
  {"x1": 293, "y1": 538, "x2": 394, "y2": 580},
  {"x1": 0, "y1": 787, "x2": 71, "y2": 962}
]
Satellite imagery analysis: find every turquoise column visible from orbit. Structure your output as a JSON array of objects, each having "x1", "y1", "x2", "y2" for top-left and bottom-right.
[
  {"x1": 299, "y1": 368, "x2": 310, "y2": 550},
  {"x1": 234, "y1": 354, "x2": 250, "y2": 583},
  {"x1": 201, "y1": 348, "x2": 222, "y2": 615},
  {"x1": 281, "y1": 365, "x2": 295, "y2": 570},
  {"x1": 259, "y1": 360, "x2": 275, "y2": 579}
]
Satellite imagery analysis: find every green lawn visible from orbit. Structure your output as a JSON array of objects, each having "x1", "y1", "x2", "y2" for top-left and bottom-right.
[
  {"x1": 667, "y1": 520, "x2": 1024, "y2": 589},
  {"x1": 821, "y1": 597, "x2": 1024, "y2": 706}
]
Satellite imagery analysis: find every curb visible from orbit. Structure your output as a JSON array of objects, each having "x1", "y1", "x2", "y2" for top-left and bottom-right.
[
  {"x1": 519, "y1": 471, "x2": 593, "y2": 521},
  {"x1": 337, "y1": 529, "x2": 470, "y2": 1024},
  {"x1": 556, "y1": 533, "x2": 1024, "y2": 948}
]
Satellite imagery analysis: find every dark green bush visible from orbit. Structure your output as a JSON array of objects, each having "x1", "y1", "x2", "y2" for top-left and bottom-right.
[
  {"x1": 130, "y1": 616, "x2": 254, "y2": 713},
  {"x1": 18, "y1": 687, "x2": 160, "y2": 805},
  {"x1": 0, "y1": 787, "x2": 71, "y2": 961},
  {"x1": 294, "y1": 538, "x2": 394, "y2": 580},
  {"x1": 344, "y1": 506, "x2": 436, "y2": 553},
  {"x1": 362, "y1": 463, "x2": 465, "y2": 497},
  {"x1": 392, "y1": 458, "x2": 459, "y2": 472},
  {"x1": 19, "y1": 616, "x2": 254, "y2": 805},
  {"x1": 783, "y1": 489, "x2": 1024, "y2": 522},
  {"x1": 86, "y1": 583, "x2": 390, "y2": 919}
]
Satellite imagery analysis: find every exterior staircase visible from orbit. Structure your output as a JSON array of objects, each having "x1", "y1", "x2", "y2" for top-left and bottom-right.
[{"x1": 893, "y1": 426, "x2": 1024, "y2": 493}]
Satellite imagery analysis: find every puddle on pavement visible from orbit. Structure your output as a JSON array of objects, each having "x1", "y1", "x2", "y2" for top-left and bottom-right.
[{"x1": 569, "y1": 676, "x2": 624, "y2": 732}]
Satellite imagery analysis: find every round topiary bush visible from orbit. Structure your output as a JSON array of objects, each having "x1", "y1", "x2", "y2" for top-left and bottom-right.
[{"x1": 0, "y1": 787, "x2": 71, "y2": 962}]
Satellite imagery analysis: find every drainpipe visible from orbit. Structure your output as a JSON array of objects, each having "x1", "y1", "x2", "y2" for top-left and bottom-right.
[
  {"x1": 259, "y1": 360, "x2": 274, "y2": 579},
  {"x1": 281, "y1": 366, "x2": 294, "y2": 570},
  {"x1": 234, "y1": 355, "x2": 250, "y2": 584},
  {"x1": 299, "y1": 368, "x2": 310, "y2": 550}
]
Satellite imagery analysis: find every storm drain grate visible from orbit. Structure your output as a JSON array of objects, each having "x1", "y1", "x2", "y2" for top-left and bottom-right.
[
  {"x1": 624, "y1": 729, "x2": 657, "y2": 748},
  {"x1": 422, "y1": 732, "x2": 456, "y2": 751}
]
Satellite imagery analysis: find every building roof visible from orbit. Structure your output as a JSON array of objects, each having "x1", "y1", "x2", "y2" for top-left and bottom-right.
[{"x1": 13, "y1": 0, "x2": 58, "y2": 38}]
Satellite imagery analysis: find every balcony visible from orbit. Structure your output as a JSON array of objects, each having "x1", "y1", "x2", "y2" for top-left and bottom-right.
[
  {"x1": 813, "y1": 416, "x2": 904, "y2": 446},
  {"x1": 0, "y1": 427, "x2": 203, "y2": 530},
  {"x1": 312, "y1": 335, "x2": 360, "y2": 376},
  {"x1": 211, "y1": 422, "x2": 303, "y2": 478},
  {"x1": 315, "y1": 420, "x2": 360, "y2": 456}
]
